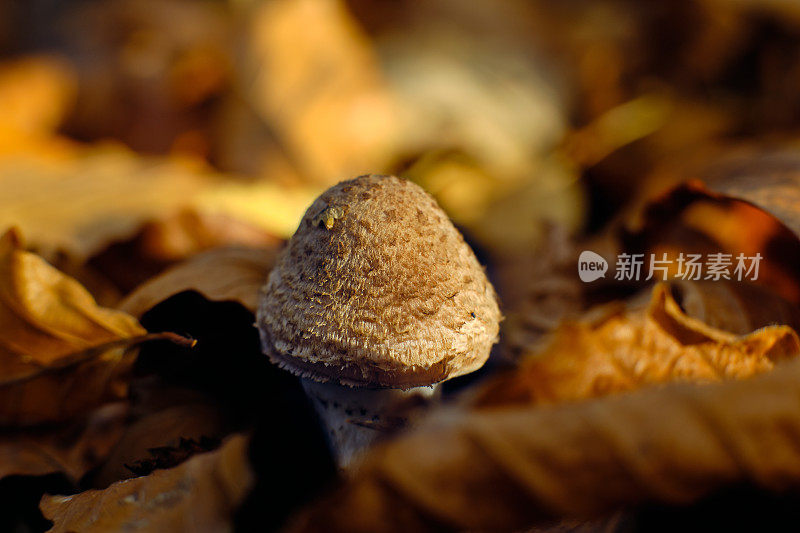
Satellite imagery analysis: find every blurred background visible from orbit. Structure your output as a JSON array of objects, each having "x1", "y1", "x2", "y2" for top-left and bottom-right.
[{"x1": 4, "y1": 0, "x2": 800, "y2": 279}]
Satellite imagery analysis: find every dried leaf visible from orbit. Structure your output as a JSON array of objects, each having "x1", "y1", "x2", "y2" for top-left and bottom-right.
[
  {"x1": 93, "y1": 399, "x2": 227, "y2": 487},
  {"x1": 621, "y1": 183, "x2": 800, "y2": 303},
  {"x1": 477, "y1": 283, "x2": 799, "y2": 407},
  {"x1": 89, "y1": 209, "x2": 280, "y2": 293},
  {"x1": 0, "y1": 148, "x2": 214, "y2": 260},
  {"x1": 119, "y1": 245, "x2": 280, "y2": 317},
  {"x1": 507, "y1": 156, "x2": 800, "y2": 359},
  {"x1": 625, "y1": 149, "x2": 800, "y2": 255},
  {"x1": 0, "y1": 144, "x2": 315, "y2": 261},
  {"x1": 41, "y1": 434, "x2": 253, "y2": 533},
  {"x1": 104, "y1": 210, "x2": 280, "y2": 264},
  {"x1": 0, "y1": 228, "x2": 146, "y2": 424},
  {"x1": 288, "y1": 358, "x2": 800, "y2": 532},
  {"x1": 0, "y1": 402, "x2": 127, "y2": 482},
  {"x1": 700, "y1": 149, "x2": 800, "y2": 240},
  {"x1": 670, "y1": 279, "x2": 800, "y2": 336},
  {"x1": 124, "y1": 436, "x2": 221, "y2": 477}
]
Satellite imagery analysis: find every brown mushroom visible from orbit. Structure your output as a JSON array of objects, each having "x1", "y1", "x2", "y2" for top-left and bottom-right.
[{"x1": 257, "y1": 174, "x2": 501, "y2": 466}]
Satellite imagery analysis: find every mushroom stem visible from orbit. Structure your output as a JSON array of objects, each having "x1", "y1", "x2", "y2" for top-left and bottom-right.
[{"x1": 300, "y1": 378, "x2": 438, "y2": 468}]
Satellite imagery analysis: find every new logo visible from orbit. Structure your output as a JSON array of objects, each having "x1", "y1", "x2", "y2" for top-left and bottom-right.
[{"x1": 578, "y1": 250, "x2": 608, "y2": 282}]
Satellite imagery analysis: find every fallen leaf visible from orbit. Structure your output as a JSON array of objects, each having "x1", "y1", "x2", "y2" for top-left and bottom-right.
[
  {"x1": 287, "y1": 357, "x2": 800, "y2": 532},
  {"x1": 626, "y1": 187, "x2": 782, "y2": 260},
  {"x1": 125, "y1": 436, "x2": 222, "y2": 477},
  {"x1": 0, "y1": 147, "x2": 214, "y2": 260},
  {"x1": 477, "y1": 283, "x2": 800, "y2": 407},
  {"x1": 89, "y1": 210, "x2": 280, "y2": 293},
  {"x1": 44, "y1": 252, "x2": 123, "y2": 308},
  {"x1": 0, "y1": 402, "x2": 128, "y2": 482},
  {"x1": 0, "y1": 228, "x2": 148, "y2": 424},
  {"x1": 106, "y1": 210, "x2": 280, "y2": 264},
  {"x1": 192, "y1": 180, "x2": 320, "y2": 240},
  {"x1": 0, "y1": 144, "x2": 315, "y2": 261},
  {"x1": 504, "y1": 165, "x2": 800, "y2": 360},
  {"x1": 41, "y1": 434, "x2": 253, "y2": 533},
  {"x1": 0, "y1": 229, "x2": 145, "y2": 359},
  {"x1": 92, "y1": 397, "x2": 227, "y2": 488},
  {"x1": 670, "y1": 279, "x2": 800, "y2": 336},
  {"x1": 700, "y1": 149, "x2": 800, "y2": 239},
  {"x1": 119, "y1": 245, "x2": 280, "y2": 317},
  {"x1": 623, "y1": 183, "x2": 800, "y2": 302}
]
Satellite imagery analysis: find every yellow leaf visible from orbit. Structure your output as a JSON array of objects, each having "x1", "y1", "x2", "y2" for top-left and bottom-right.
[{"x1": 0, "y1": 145, "x2": 316, "y2": 260}]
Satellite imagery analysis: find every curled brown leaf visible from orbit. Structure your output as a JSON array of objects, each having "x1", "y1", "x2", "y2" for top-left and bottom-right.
[
  {"x1": 670, "y1": 279, "x2": 800, "y2": 336},
  {"x1": 477, "y1": 283, "x2": 800, "y2": 407},
  {"x1": 700, "y1": 149, "x2": 800, "y2": 240}
]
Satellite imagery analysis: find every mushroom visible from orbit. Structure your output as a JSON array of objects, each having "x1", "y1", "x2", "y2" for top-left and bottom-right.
[{"x1": 257, "y1": 174, "x2": 501, "y2": 467}]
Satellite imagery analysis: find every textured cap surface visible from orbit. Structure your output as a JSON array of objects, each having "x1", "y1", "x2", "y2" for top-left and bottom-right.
[{"x1": 257, "y1": 175, "x2": 501, "y2": 388}]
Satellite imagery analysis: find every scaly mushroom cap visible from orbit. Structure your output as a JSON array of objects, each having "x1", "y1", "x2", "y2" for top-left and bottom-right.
[{"x1": 257, "y1": 174, "x2": 501, "y2": 388}]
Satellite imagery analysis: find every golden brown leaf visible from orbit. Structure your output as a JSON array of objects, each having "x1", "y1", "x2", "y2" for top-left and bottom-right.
[
  {"x1": 41, "y1": 434, "x2": 253, "y2": 533},
  {"x1": 288, "y1": 358, "x2": 800, "y2": 532},
  {"x1": 111, "y1": 210, "x2": 280, "y2": 264},
  {"x1": 477, "y1": 283, "x2": 799, "y2": 407},
  {"x1": 0, "y1": 228, "x2": 146, "y2": 424},
  {"x1": 0, "y1": 144, "x2": 315, "y2": 261},
  {"x1": 119, "y1": 245, "x2": 280, "y2": 318},
  {"x1": 0, "y1": 148, "x2": 213, "y2": 260},
  {"x1": 89, "y1": 209, "x2": 280, "y2": 293}
]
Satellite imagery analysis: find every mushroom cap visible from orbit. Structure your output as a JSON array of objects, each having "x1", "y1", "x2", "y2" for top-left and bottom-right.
[{"x1": 257, "y1": 174, "x2": 501, "y2": 388}]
